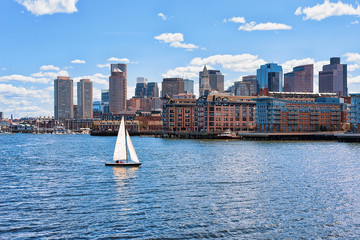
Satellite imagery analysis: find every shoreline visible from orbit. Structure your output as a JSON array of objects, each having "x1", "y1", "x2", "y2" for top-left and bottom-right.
[{"x1": 2, "y1": 131, "x2": 360, "y2": 142}]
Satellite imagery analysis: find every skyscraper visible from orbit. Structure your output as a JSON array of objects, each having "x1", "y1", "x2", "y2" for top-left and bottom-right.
[
  {"x1": 162, "y1": 78, "x2": 184, "y2": 98},
  {"x1": 256, "y1": 63, "x2": 283, "y2": 92},
  {"x1": 135, "y1": 77, "x2": 148, "y2": 98},
  {"x1": 54, "y1": 76, "x2": 73, "y2": 122},
  {"x1": 319, "y1": 57, "x2": 348, "y2": 97},
  {"x1": 284, "y1": 64, "x2": 313, "y2": 92},
  {"x1": 183, "y1": 79, "x2": 194, "y2": 94},
  {"x1": 109, "y1": 64, "x2": 127, "y2": 113},
  {"x1": 77, "y1": 79, "x2": 93, "y2": 118},
  {"x1": 101, "y1": 89, "x2": 109, "y2": 114},
  {"x1": 243, "y1": 75, "x2": 257, "y2": 96},
  {"x1": 199, "y1": 66, "x2": 224, "y2": 96},
  {"x1": 145, "y1": 82, "x2": 159, "y2": 98},
  {"x1": 208, "y1": 70, "x2": 224, "y2": 92},
  {"x1": 234, "y1": 76, "x2": 257, "y2": 96},
  {"x1": 199, "y1": 66, "x2": 211, "y2": 96}
]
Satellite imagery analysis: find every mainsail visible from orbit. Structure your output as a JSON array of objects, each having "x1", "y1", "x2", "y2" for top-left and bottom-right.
[
  {"x1": 126, "y1": 130, "x2": 139, "y2": 163},
  {"x1": 113, "y1": 117, "x2": 127, "y2": 161}
]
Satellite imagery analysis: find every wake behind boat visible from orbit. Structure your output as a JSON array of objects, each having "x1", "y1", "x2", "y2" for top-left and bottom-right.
[{"x1": 105, "y1": 117, "x2": 141, "y2": 167}]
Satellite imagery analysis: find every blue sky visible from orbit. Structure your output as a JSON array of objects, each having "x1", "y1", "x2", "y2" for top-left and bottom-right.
[{"x1": 1, "y1": 0, "x2": 360, "y2": 118}]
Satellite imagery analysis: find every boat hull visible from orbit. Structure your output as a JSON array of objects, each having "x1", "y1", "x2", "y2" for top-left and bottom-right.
[{"x1": 105, "y1": 162, "x2": 141, "y2": 167}]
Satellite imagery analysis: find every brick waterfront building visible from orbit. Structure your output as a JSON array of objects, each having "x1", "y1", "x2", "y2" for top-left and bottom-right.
[
  {"x1": 195, "y1": 94, "x2": 257, "y2": 132},
  {"x1": 256, "y1": 97, "x2": 345, "y2": 132},
  {"x1": 349, "y1": 94, "x2": 360, "y2": 132},
  {"x1": 162, "y1": 96, "x2": 196, "y2": 132}
]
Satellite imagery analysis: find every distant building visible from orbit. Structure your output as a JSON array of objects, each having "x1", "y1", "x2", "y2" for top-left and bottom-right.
[
  {"x1": 145, "y1": 82, "x2": 159, "y2": 98},
  {"x1": 199, "y1": 66, "x2": 211, "y2": 96},
  {"x1": 109, "y1": 63, "x2": 127, "y2": 113},
  {"x1": 243, "y1": 75, "x2": 257, "y2": 96},
  {"x1": 257, "y1": 63, "x2": 283, "y2": 92},
  {"x1": 233, "y1": 75, "x2": 257, "y2": 96},
  {"x1": 135, "y1": 77, "x2": 148, "y2": 98},
  {"x1": 184, "y1": 79, "x2": 194, "y2": 94},
  {"x1": 77, "y1": 79, "x2": 93, "y2": 118},
  {"x1": 73, "y1": 105, "x2": 78, "y2": 119},
  {"x1": 162, "y1": 78, "x2": 184, "y2": 98},
  {"x1": 319, "y1": 57, "x2": 348, "y2": 97},
  {"x1": 54, "y1": 76, "x2": 73, "y2": 122},
  {"x1": 93, "y1": 101, "x2": 102, "y2": 117},
  {"x1": 101, "y1": 89, "x2": 109, "y2": 114},
  {"x1": 284, "y1": 64, "x2": 313, "y2": 92},
  {"x1": 199, "y1": 66, "x2": 224, "y2": 96},
  {"x1": 0, "y1": 112, "x2": 3, "y2": 120},
  {"x1": 136, "y1": 77, "x2": 148, "y2": 84},
  {"x1": 256, "y1": 97, "x2": 345, "y2": 132},
  {"x1": 208, "y1": 69, "x2": 224, "y2": 93},
  {"x1": 195, "y1": 94, "x2": 257, "y2": 132},
  {"x1": 135, "y1": 78, "x2": 159, "y2": 99},
  {"x1": 349, "y1": 94, "x2": 360, "y2": 132}
]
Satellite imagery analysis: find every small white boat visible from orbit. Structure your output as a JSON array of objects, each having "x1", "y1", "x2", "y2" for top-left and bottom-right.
[{"x1": 105, "y1": 117, "x2": 141, "y2": 167}]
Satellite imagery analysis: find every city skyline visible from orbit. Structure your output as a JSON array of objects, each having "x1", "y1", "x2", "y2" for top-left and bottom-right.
[{"x1": 1, "y1": 0, "x2": 360, "y2": 118}]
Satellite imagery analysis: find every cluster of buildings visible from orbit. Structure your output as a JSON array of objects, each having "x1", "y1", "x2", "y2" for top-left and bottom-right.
[{"x1": 2, "y1": 57, "x2": 360, "y2": 134}]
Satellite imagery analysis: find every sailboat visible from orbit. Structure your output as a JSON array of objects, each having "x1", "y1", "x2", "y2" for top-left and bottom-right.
[{"x1": 105, "y1": 117, "x2": 141, "y2": 167}]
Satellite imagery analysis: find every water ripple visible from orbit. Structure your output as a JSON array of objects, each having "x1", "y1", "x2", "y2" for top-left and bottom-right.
[{"x1": 1, "y1": 135, "x2": 360, "y2": 238}]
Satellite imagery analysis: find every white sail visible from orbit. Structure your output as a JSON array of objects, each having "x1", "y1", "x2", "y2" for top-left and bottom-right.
[
  {"x1": 126, "y1": 130, "x2": 139, "y2": 163},
  {"x1": 113, "y1": 117, "x2": 127, "y2": 161}
]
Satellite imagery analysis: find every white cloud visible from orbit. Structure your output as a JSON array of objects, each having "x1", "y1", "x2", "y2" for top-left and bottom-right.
[
  {"x1": 348, "y1": 64, "x2": 360, "y2": 71},
  {"x1": 282, "y1": 58, "x2": 315, "y2": 73},
  {"x1": 349, "y1": 75, "x2": 360, "y2": 83},
  {"x1": 96, "y1": 63, "x2": 110, "y2": 68},
  {"x1": 224, "y1": 17, "x2": 246, "y2": 23},
  {"x1": 351, "y1": 20, "x2": 359, "y2": 24},
  {"x1": 190, "y1": 54, "x2": 266, "y2": 72},
  {"x1": 238, "y1": 21, "x2": 292, "y2": 31},
  {"x1": 31, "y1": 70, "x2": 69, "y2": 79},
  {"x1": 106, "y1": 57, "x2": 130, "y2": 63},
  {"x1": 40, "y1": 65, "x2": 60, "y2": 71},
  {"x1": 295, "y1": 7, "x2": 302, "y2": 16},
  {"x1": 127, "y1": 85, "x2": 136, "y2": 98},
  {"x1": 295, "y1": 0, "x2": 360, "y2": 21},
  {"x1": 154, "y1": 33, "x2": 184, "y2": 43},
  {"x1": 1, "y1": 68, "x2": 6, "y2": 71},
  {"x1": 17, "y1": 0, "x2": 79, "y2": 16},
  {"x1": 162, "y1": 65, "x2": 205, "y2": 78},
  {"x1": 73, "y1": 73, "x2": 108, "y2": 85},
  {"x1": 71, "y1": 59, "x2": 86, "y2": 64},
  {"x1": 170, "y1": 41, "x2": 198, "y2": 50},
  {"x1": 344, "y1": 52, "x2": 360, "y2": 62},
  {"x1": 0, "y1": 83, "x2": 51, "y2": 99},
  {"x1": 0, "y1": 74, "x2": 50, "y2": 84},
  {"x1": 154, "y1": 33, "x2": 199, "y2": 50},
  {"x1": 158, "y1": 12, "x2": 167, "y2": 20}
]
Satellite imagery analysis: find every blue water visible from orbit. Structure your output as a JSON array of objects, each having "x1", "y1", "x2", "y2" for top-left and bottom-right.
[{"x1": 1, "y1": 134, "x2": 360, "y2": 239}]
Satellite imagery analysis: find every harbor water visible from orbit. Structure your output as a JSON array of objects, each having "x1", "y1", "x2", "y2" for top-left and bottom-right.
[{"x1": 1, "y1": 134, "x2": 360, "y2": 239}]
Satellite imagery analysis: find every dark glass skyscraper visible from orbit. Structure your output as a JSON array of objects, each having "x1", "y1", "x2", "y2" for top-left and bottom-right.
[
  {"x1": 162, "y1": 78, "x2": 184, "y2": 98},
  {"x1": 256, "y1": 63, "x2": 283, "y2": 92},
  {"x1": 184, "y1": 79, "x2": 194, "y2": 94},
  {"x1": 284, "y1": 64, "x2": 313, "y2": 92},
  {"x1": 319, "y1": 57, "x2": 347, "y2": 97}
]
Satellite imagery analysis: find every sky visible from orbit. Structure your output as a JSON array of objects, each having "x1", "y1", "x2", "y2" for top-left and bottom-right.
[{"x1": 1, "y1": 0, "x2": 360, "y2": 118}]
